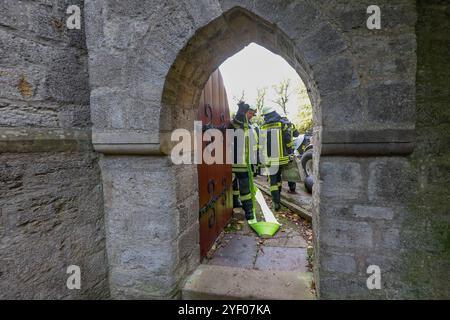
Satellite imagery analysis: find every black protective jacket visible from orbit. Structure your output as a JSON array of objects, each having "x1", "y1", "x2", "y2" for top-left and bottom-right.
[{"x1": 263, "y1": 111, "x2": 299, "y2": 155}]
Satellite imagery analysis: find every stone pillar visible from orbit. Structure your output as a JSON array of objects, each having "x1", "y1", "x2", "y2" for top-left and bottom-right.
[{"x1": 100, "y1": 155, "x2": 199, "y2": 299}]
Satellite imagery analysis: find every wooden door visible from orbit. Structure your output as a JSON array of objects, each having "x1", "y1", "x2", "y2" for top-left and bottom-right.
[{"x1": 197, "y1": 69, "x2": 233, "y2": 258}]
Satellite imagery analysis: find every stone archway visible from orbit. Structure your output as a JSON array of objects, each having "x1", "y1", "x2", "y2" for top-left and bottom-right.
[{"x1": 85, "y1": 1, "x2": 416, "y2": 299}]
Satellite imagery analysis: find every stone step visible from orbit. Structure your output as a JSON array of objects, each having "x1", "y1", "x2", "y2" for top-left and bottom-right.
[{"x1": 181, "y1": 264, "x2": 315, "y2": 300}]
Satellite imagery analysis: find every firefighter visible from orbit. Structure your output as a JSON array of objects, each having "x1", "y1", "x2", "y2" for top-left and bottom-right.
[
  {"x1": 260, "y1": 106, "x2": 297, "y2": 210},
  {"x1": 230, "y1": 101, "x2": 259, "y2": 221},
  {"x1": 281, "y1": 115, "x2": 300, "y2": 194}
]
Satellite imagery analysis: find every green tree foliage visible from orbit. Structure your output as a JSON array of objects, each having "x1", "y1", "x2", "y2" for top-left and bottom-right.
[
  {"x1": 252, "y1": 87, "x2": 267, "y2": 126},
  {"x1": 228, "y1": 79, "x2": 313, "y2": 133},
  {"x1": 255, "y1": 87, "x2": 267, "y2": 114},
  {"x1": 272, "y1": 78, "x2": 291, "y2": 115},
  {"x1": 233, "y1": 90, "x2": 246, "y2": 105},
  {"x1": 293, "y1": 84, "x2": 313, "y2": 134}
]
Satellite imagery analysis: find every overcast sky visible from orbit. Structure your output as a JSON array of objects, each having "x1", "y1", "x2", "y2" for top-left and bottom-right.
[{"x1": 219, "y1": 43, "x2": 304, "y2": 119}]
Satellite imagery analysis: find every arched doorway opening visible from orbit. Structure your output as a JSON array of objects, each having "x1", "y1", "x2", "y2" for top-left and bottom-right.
[
  {"x1": 186, "y1": 44, "x2": 316, "y2": 299},
  {"x1": 159, "y1": 6, "x2": 352, "y2": 298}
]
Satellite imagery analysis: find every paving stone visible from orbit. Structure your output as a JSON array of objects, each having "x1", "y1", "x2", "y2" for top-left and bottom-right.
[
  {"x1": 262, "y1": 237, "x2": 287, "y2": 247},
  {"x1": 255, "y1": 247, "x2": 308, "y2": 272},
  {"x1": 207, "y1": 235, "x2": 257, "y2": 269},
  {"x1": 284, "y1": 235, "x2": 308, "y2": 248},
  {"x1": 182, "y1": 264, "x2": 315, "y2": 300}
]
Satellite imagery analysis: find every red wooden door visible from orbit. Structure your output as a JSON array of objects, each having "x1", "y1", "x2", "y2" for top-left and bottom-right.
[{"x1": 198, "y1": 69, "x2": 233, "y2": 258}]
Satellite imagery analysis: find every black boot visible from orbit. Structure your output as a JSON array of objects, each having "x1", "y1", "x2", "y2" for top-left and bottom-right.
[
  {"x1": 274, "y1": 202, "x2": 281, "y2": 211},
  {"x1": 233, "y1": 195, "x2": 242, "y2": 208},
  {"x1": 288, "y1": 181, "x2": 297, "y2": 194},
  {"x1": 245, "y1": 210, "x2": 255, "y2": 221},
  {"x1": 241, "y1": 200, "x2": 254, "y2": 221},
  {"x1": 271, "y1": 190, "x2": 281, "y2": 211}
]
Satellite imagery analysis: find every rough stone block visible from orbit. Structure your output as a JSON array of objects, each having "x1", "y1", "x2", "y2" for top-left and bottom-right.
[
  {"x1": 139, "y1": 4, "x2": 197, "y2": 65},
  {"x1": 334, "y1": 4, "x2": 369, "y2": 33},
  {"x1": 319, "y1": 158, "x2": 364, "y2": 200},
  {"x1": 84, "y1": 0, "x2": 106, "y2": 50},
  {"x1": 273, "y1": 0, "x2": 320, "y2": 41},
  {"x1": 104, "y1": 16, "x2": 149, "y2": 50},
  {"x1": 218, "y1": 0, "x2": 254, "y2": 13},
  {"x1": 129, "y1": 55, "x2": 169, "y2": 102},
  {"x1": 321, "y1": 90, "x2": 365, "y2": 129},
  {"x1": 322, "y1": 219, "x2": 373, "y2": 249},
  {"x1": 183, "y1": 0, "x2": 223, "y2": 29},
  {"x1": 0, "y1": 66, "x2": 45, "y2": 101},
  {"x1": 0, "y1": 30, "x2": 36, "y2": 66},
  {"x1": 313, "y1": 56, "x2": 360, "y2": 95},
  {"x1": 0, "y1": 0, "x2": 29, "y2": 31},
  {"x1": 105, "y1": 0, "x2": 164, "y2": 20},
  {"x1": 0, "y1": 100, "x2": 58, "y2": 127},
  {"x1": 380, "y1": 3, "x2": 418, "y2": 29},
  {"x1": 174, "y1": 164, "x2": 199, "y2": 202},
  {"x1": 42, "y1": 50, "x2": 90, "y2": 104},
  {"x1": 296, "y1": 22, "x2": 347, "y2": 66},
  {"x1": 178, "y1": 221, "x2": 200, "y2": 261},
  {"x1": 176, "y1": 193, "x2": 199, "y2": 234},
  {"x1": 367, "y1": 83, "x2": 415, "y2": 125},
  {"x1": 319, "y1": 274, "x2": 383, "y2": 299},
  {"x1": 88, "y1": 51, "x2": 129, "y2": 89},
  {"x1": 58, "y1": 104, "x2": 92, "y2": 128},
  {"x1": 318, "y1": 203, "x2": 353, "y2": 220},
  {"x1": 109, "y1": 268, "x2": 176, "y2": 299},
  {"x1": 353, "y1": 205, "x2": 394, "y2": 220},
  {"x1": 90, "y1": 87, "x2": 159, "y2": 130},
  {"x1": 368, "y1": 158, "x2": 413, "y2": 203},
  {"x1": 366, "y1": 255, "x2": 398, "y2": 274},
  {"x1": 322, "y1": 253, "x2": 357, "y2": 274},
  {"x1": 332, "y1": 2, "x2": 414, "y2": 31},
  {"x1": 353, "y1": 34, "x2": 416, "y2": 82},
  {"x1": 381, "y1": 228, "x2": 400, "y2": 249}
]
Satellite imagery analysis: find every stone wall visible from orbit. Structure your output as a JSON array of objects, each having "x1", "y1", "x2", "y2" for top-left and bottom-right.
[
  {"x1": 316, "y1": 0, "x2": 450, "y2": 299},
  {"x1": 0, "y1": 0, "x2": 109, "y2": 299},
  {"x1": 84, "y1": 0, "x2": 425, "y2": 299},
  {"x1": 402, "y1": 0, "x2": 450, "y2": 298},
  {"x1": 309, "y1": 0, "x2": 417, "y2": 299},
  {"x1": 1, "y1": 0, "x2": 448, "y2": 300}
]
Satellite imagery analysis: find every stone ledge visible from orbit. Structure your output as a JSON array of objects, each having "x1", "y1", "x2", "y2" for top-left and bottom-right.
[
  {"x1": 92, "y1": 130, "x2": 163, "y2": 155},
  {"x1": 94, "y1": 143, "x2": 162, "y2": 155},
  {"x1": 321, "y1": 142, "x2": 414, "y2": 156},
  {"x1": 321, "y1": 129, "x2": 415, "y2": 155},
  {"x1": 322, "y1": 129, "x2": 415, "y2": 144},
  {"x1": 0, "y1": 127, "x2": 93, "y2": 153},
  {"x1": 1, "y1": 126, "x2": 416, "y2": 156}
]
